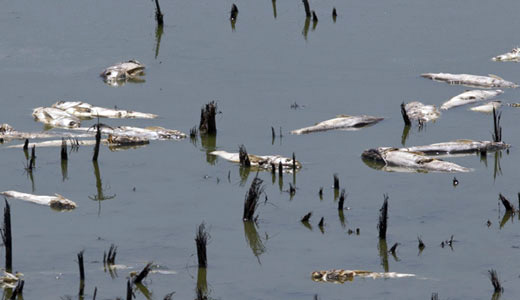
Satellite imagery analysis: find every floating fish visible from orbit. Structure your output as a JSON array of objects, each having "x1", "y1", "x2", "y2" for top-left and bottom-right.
[
  {"x1": 0, "y1": 271, "x2": 22, "y2": 289},
  {"x1": 311, "y1": 269, "x2": 415, "y2": 283},
  {"x1": 100, "y1": 60, "x2": 145, "y2": 86},
  {"x1": 361, "y1": 147, "x2": 471, "y2": 173},
  {"x1": 441, "y1": 90, "x2": 503, "y2": 110},
  {"x1": 290, "y1": 115, "x2": 383, "y2": 135},
  {"x1": 0, "y1": 124, "x2": 91, "y2": 141},
  {"x1": 74, "y1": 126, "x2": 186, "y2": 140},
  {"x1": 402, "y1": 140, "x2": 509, "y2": 156},
  {"x1": 404, "y1": 101, "x2": 440, "y2": 123},
  {"x1": 421, "y1": 73, "x2": 517, "y2": 88},
  {"x1": 52, "y1": 101, "x2": 157, "y2": 119},
  {"x1": 470, "y1": 101, "x2": 502, "y2": 113},
  {"x1": 492, "y1": 48, "x2": 520, "y2": 62},
  {"x1": 1, "y1": 191, "x2": 77, "y2": 211},
  {"x1": 210, "y1": 150, "x2": 301, "y2": 172},
  {"x1": 32, "y1": 107, "x2": 81, "y2": 128}
]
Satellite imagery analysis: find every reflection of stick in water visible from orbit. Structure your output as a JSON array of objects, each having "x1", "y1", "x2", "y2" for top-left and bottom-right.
[
  {"x1": 243, "y1": 221, "x2": 266, "y2": 263},
  {"x1": 271, "y1": 0, "x2": 277, "y2": 19},
  {"x1": 196, "y1": 267, "x2": 208, "y2": 299},
  {"x1": 378, "y1": 239, "x2": 389, "y2": 272}
]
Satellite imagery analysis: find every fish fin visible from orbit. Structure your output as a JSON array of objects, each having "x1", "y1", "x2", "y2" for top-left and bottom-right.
[{"x1": 488, "y1": 74, "x2": 504, "y2": 80}]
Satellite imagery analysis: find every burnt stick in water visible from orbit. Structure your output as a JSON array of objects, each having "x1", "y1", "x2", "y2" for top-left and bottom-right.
[
  {"x1": 378, "y1": 194, "x2": 389, "y2": 240},
  {"x1": 239, "y1": 145, "x2": 251, "y2": 167},
  {"x1": 133, "y1": 262, "x2": 153, "y2": 284},
  {"x1": 195, "y1": 223, "x2": 209, "y2": 268},
  {"x1": 338, "y1": 189, "x2": 346, "y2": 210},
  {"x1": 499, "y1": 193, "x2": 514, "y2": 212},
  {"x1": 333, "y1": 174, "x2": 339, "y2": 190},
  {"x1": 302, "y1": 0, "x2": 311, "y2": 17},
  {"x1": 401, "y1": 102, "x2": 411, "y2": 126},
  {"x1": 61, "y1": 138, "x2": 68, "y2": 161},
  {"x1": 301, "y1": 212, "x2": 312, "y2": 223},
  {"x1": 488, "y1": 269, "x2": 503, "y2": 293},
  {"x1": 230, "y1": 4, "x2": 239, "y2": 21},
  {"x1": 78, "y1": 250, "x2": 85, "y2": 296},
  {"x1": 243, "y1": 177, "x2": 264, "y2": 221},
  {"x1": 92, "y1": 123, "x2": 101, "y2": 162},
  {"x1": 199, "y1": 101, "x2": 217, "y2": 134},
  {"x1": 154, "y1": 0, "x2": 164, "y2": 26},
  {"x1": 0, "y1": 200, "x2": 12, "y2": 271},
  {"x1": 126, "y1": 279, "x2": 133, "y2": 300}
]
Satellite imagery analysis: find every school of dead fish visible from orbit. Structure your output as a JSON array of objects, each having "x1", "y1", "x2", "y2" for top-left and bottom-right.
[{"x1": 0, "y1": 7, "x2": 518, "y2": 296}]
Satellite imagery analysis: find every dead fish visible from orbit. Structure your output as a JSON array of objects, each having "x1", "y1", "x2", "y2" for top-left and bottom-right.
[
  {"x1": 52, "y1": 101, "x2": 157, "y2": 119},
  {"x1": 107, "y1": 134, "x2": 150, "y2": 146},
  {"x1": 492, "y1": 48, "x2": 520, "y2": 62},
  {"x1": 210, "y1": 150, "x2": 301, "y2": 172},
  {"x1": 441, "y1": 90, "x2": 503, "y2": 110},
  {"x1": 404, "y1": 101, "x2": 440, "y2": 123},
  {"x1": 470, "y1": 101, "x2": 502, "y2": 113},
  {"x1": 0, "y1": 124, "x2": 91, "y2": 141},
  {"x1": 0, "y1": 271, "x2": 22, "y2": 289},
  {"x1": 32, "y1": 107, "x2": 81, "y2": 128},
  {"x1": 401, "y1": 140, "x2": 509, "y2": 156},
  {"x1": 5, "y1": 139, "x2": 98, "y2": 149},
  {"x1": 100, "y1": 60, "x2": 145, "y2": 86},
  {"x1": 74, "y1": 126, "x2": 186, "y2": 140},
  {"x1": 361, "y1": 147, "x2": 471, "y2": 173},
  {"x1": 311, "y1": 269, "x2": 414, "y2": 283},
  {"x1": 291, "y1": 115, "x2": 383, "y2": 135},
  {"x1": 1, "y1": 190, "x2": 77, "y2": 211},
  {"x1": 421, "y1": 73, "x2": 517, "y2": 88}
]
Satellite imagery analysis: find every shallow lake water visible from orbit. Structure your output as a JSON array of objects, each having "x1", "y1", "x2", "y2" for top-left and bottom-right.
[{"x1": 2, "y1": 0, "x2": 520, "y2": 299}]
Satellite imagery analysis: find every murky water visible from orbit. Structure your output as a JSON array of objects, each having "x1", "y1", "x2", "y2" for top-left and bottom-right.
[{"x1": 2, "y1": 0, "x2": 520, "y2": 299}]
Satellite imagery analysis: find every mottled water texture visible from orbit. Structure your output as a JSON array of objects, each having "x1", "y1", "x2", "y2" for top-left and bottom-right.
[{"x1": 2, "y1": 0, "x2": 520, "y2": 299}]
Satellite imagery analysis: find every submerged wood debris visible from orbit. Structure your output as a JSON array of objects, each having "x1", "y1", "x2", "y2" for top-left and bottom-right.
[
  {"x1": 290, "y1": 115, "x2": 383, "y2": 135},
  {"x1": 492, "y1": 48, "x2": 520, "y2": 62},
  {"x1": 100, "y1": 60, "x2": 145, "y2": 86},
  {"x1": 1, "y1": 191, "x2": 77, "y2": 211},
  {"x1": 311, "y1": 269, "x2": 415, "y2": 283},
  {"x1": 441, "y1": 90, "x2": 503, "y2": 110},
  {"x1": 210, "y1": 150, "x2": 301, "y2": 172},
  {"x1": 421, "y1": 73, "x2": 518, "y2": 88}
]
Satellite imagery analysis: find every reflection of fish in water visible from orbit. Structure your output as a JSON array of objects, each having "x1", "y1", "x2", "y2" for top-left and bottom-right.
[
  {"x1": 32, "y1": 107, "x2": 81, "y2": 128},
  {"x1": 210, "y1": 150, "x2": 301, "y2": 172},
  {"x1": 291, "y1": 115, "x2": 383, "y2": 135},
  {"x1": 492, "y1": 48, "x2": 520, "y2": 62},
  {"x1": 362, "y1": 147, "x2": 471, "y2": 173},
  {"x1": 311, "y1": 269, "x2": 415, "y2": 283},
  {"x1": 1, "y1": 190, "x2": 76, "y2": 211},
  {"x1": 441, "y1": 90, "x2": 503, "y2": 110},
  {"x1": 52, "y1": 101, "x2": 157, "y2": 119},
  {"x1": 421, "y1": 73, "x2": 518, "y2": 88},
  {"x1": 100, "y1": 60, "x2": 145, "y2": 86}
]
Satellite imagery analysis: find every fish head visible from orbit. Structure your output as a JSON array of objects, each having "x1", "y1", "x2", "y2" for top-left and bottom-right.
[{"x1": 361, "y1": 148, "x2": 385, "y2": 163}]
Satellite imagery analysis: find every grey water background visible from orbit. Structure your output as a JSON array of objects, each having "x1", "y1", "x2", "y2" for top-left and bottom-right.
[{"x1": 2, "y1": 0, "x2": 520, "y2": 299}]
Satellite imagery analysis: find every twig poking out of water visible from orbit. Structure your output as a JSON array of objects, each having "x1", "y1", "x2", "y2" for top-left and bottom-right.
[
  {"x1": 270, "y1": 162, "x2": 276, "y2": 174},
  {"x1": 389, "y1": 242, "x2": 399, "y2": 254},
  {"x1": 154, "y1": 0, "x2": 164, "y2": 26},
  {"x1": 318, "y1": 217, "x2": 324, "y2": 228},
  {"x1": 92, "y1": 287, "x2": 97, "y2": 300},
  {"x1": 301, "y1": 212, "x2": 312, "y2": 223},
  {"x1": 78, "y1": 250, "x2": 85, "y2": 296},
  {"x1": 0, "y1": 200, "x2": 12, "y2": 272},
  {"x1": 318, "y1": 187, "x2": 323, "y2": 199},
  {"x1": 312, "y1": 11, "x2": 318, "y2": 22},
  {"x1": 239, "y1": 145, "x2": 251, "y2": 167},
  {"x1": 190, "y1": 126, "x2": 198, "y2": 138},
  {"x1": 92, "y1": 122, "x2": 101, "y2": 162},
  {"x1": 23, "y1": 139, "x2": 29, "y2": 151},
  {"x1": 492, "y1": 108, "x2": 502, "y2": 142},
  {"x1": 499, "y1": 193, "x2": 515, "y2": 212},
  {"x1": 243, "y1": 177, "x2": 264, "y2": 221},
  {"x1": 126, "y1": 279, "x2": 133, "y2": 300},
  {"x1": 338, "y1": 189, "x2": 346, "y2": 210},
  {"x1": 133, "y1": 262, "x2": 153, "y2": 284},
  {"x1": 29, "y1": 145, "x2": 36, "y2": 170},
  {"x1": 292, "y1": 153, "x2": 296, "y2": 172},
  {"x1": 104, "y1": 244, "x2": 117, "y2": 266},
  {"x1": 230, "y1": 4, "x2": 239, "y2": 21},
  {"x1": 278, "y1": 161, "x2": 283, "y2": 177},
  {"x1": 196, "y1": 287, "x2": 207, "y2": 300},
  {"x1": 9, "y1": 279, "x2": 24, "y2": 300},
  {"x1": 332, "y1": 7, "x2": 337, "y2": 21},
  {"x1": 431, "y1": 292, "x2": 438, "y2": 300},
  {"x1": 378, "y1": 194, "x2": 389, "y2": 240},
  {"x1": 333, "y1": 174, "x2": 339, "y2": 190},
  {"x1": 195, "y1": 223, "x2": 209, "y2": 268},
  {"x1": 488, "y1": 269, "x2": 503, "y2": 293},
  {"x1": 289, "y1": 183, "x2": 296, "y2": 196},
  {"x1": 271, "y1": 126, "x2": 275, "y2": 141},
  {"x1": 302, "y1": 0, "x2": 311, "y2": 17},
  {"x1": 199, "y1": 101, "x2": 217, "y2": 135},
  {"x1": 61, "y1": 138, "x2": 68, "y2": 161},
  {"x1": 163, "y1": 292, "x2": 175, "y2": 300},
  {"x1": 418, "y1": 236, "x2": 425, "y2": 250},
  {"x1": 400, "y1": 102, "x2": 411, "y2": 126}
]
